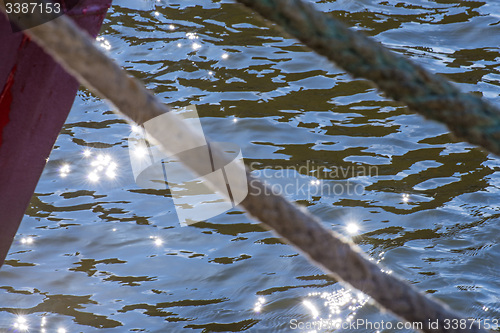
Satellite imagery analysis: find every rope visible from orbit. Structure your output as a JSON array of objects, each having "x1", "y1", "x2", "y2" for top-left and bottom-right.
[
  {"x1": 0, "y1": 3, "x2": 489, "y2": 333},
  {"x1": 236, "y1": 0, "x2": 500, "y2": 157}
]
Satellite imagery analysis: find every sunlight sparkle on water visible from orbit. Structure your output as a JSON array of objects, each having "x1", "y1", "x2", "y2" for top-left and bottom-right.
[
  {"x1": 13, "y1": 316, "x2": 28, "y2": 331},
  {"x1": 58, "y1": 328, "x2": 67, "y2": 333},
  {"x1": 106, "y1": 162, "x2": 118, "y2": 179},
  {"x1": 59, "y1": 164, "x2": 71, "y2": 178},
  {"x1": 192, "y1": 43, "x2": 201, "y2": 50},
  {"x1": 88, "y1": 172, "x2": 100, "y2": 183},
  {"x1": 21, "y1": 237, "x2": 34, "y2": 245},
  {"x1": 82, "y1": 149, "x2": 92, "y2": 158},
  {"x1": 253, "y1": 296, "x2": 266, "y2": 313},
  {"x1": 96, "y1": 36, "x2": 111, "y2": 50},
  {"x1": 306, "y1": 289, "x2": 369, "y2": 324},
  {"x1": 221, "y1": 53, "x2": 229, "y2": 59},
  {"x1": 345, "y1": 222, "x2": 359, "y2": 235},
  {"x1": 302, "y1": 300, "x2": 320, "y2": 319},
  {"x1": 402, "y1": 193, "x2": 410, "y2": 203},
  {"x1": 106, "y1": 170, "x2": 117, "y2": 179},
  {"x1": 88, "y1": 153, "x2": 119, "y2": 182},
  {"x1": 150, "y1": 236, "x2": 163, "y2": 246}
]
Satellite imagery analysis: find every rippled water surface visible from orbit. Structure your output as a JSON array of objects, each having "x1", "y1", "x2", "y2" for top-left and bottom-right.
[{"x1": 2, "y1": 0, "x2": 500, "y2": 332}]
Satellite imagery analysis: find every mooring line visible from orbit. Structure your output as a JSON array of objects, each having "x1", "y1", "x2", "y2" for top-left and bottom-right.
[{"x1": 236, "y1": 0, "x2": 500, "y2": 157}]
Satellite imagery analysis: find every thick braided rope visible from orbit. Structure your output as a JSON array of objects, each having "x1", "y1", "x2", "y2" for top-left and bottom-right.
[
  {"x1": 243, "y1": 177, "x2": 484, "y2": 332},
  {"x1": 0, "y1": 5, "x2": 488, "y2": 333},
  {"x1": 236, "y1": 0, "x2": 500, "y2": 156}
]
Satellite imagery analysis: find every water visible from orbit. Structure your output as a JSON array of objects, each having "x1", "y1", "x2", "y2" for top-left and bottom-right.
[{"x1": 1, "y1": 0, "x2": 500, "y2": 332}]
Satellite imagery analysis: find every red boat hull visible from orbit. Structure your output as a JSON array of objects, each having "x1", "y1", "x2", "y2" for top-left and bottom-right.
[{"x1": 0, "y1": 0, "x2": 112, "y2": 267}]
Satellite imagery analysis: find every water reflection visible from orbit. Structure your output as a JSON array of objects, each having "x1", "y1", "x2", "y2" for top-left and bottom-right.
[
  {"x1": 253, "y1": 297, "x2": 265, "y2": 313},
  {"x1": 82, "y1": 149, "x2": 92, "y2": 158},
  {"x1": 20, "y1": 237, "x2": 34, "y2": 245},
  {"x1": 149, "y1": 235, "x2": 163, "y2": 247},
  {"x1": 59, "y1": 164, "x2": 71, "y2": 178},
  {"x1": 88, "y1": 154, "x2": 118, "y2": 182},
  {"x1": 4, "y1": 0, "x2": 500, "y2": 332},
  {"x1": 13, "y1": 315, "x2": 28, "y2": 331},
  {"x1": 186, "y1": 32, "x2": 198, "y2": 40},
  {"x1": 305, "y1": 288, "x2": 369, "y2": 324},
  {"x1": 345, "y1": 222, "x2": 360, "y2": 235},
  {"x1": 11, "y1": 315, "x2": 68, "y2": 333},
  {"x1": 95, "y1": 36, "x2": 111, "y2": 51},
  {"x1": 302, "y1": 300, "x2": 320, "y2": 319},
  {"x1": 87, "y1": 172, "x2": 100, "y2": 183},
  {"x1": 192, "y1": 42, "x2": 201, "y2": 51}
]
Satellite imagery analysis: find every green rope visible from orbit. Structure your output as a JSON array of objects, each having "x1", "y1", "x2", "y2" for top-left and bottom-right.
[{"x1": 236, "y1": 0, "x2": 500, "y2": 156}]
